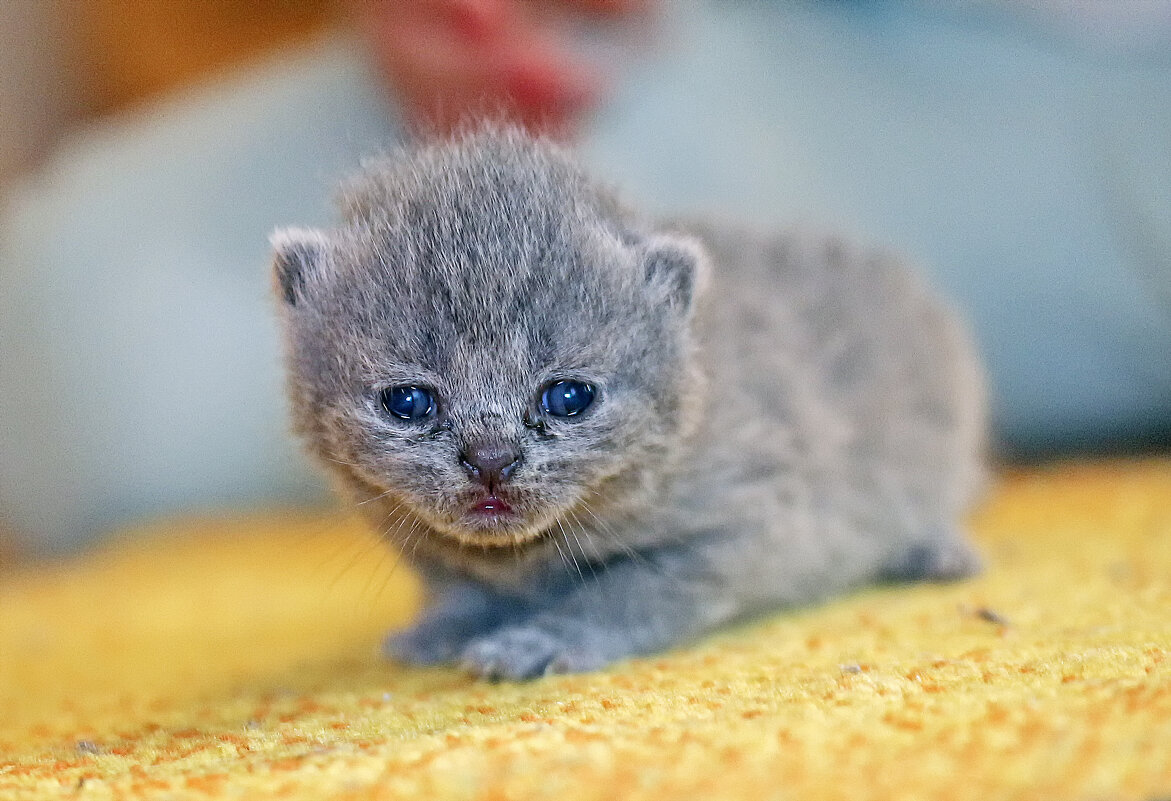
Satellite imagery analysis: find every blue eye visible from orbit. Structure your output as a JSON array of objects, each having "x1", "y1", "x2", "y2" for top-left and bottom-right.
[
  {"x1": 380, "y1": 386, "x2": 435, "y2": 421},
  {"x1": 541, "y1": 380, "x2": 596, "y2": 418}
]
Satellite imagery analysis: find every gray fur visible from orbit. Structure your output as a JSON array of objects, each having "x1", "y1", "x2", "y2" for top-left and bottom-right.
[{"x1": 272, "y1": 126, "x2": 986, "y2": 680}]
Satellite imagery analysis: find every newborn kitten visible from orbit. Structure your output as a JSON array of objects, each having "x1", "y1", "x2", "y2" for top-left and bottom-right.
[{"x1": 272, "y1": 127, "x2": 986, "y2": 680}]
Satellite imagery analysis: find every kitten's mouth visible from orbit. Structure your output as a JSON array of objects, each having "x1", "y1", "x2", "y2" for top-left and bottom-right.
[
  {"x1": 469, "y1": 495, "x2": 513, "y2": 516},
  {"x1": 409, "y1": 484, "x2": 578, "y2": 548},
  {"x1": 457, "y1": 491, "x2": 525, "y2": 537},
  {"x1": 437, "y1": 490, "x2": 555, "y2": 547}
]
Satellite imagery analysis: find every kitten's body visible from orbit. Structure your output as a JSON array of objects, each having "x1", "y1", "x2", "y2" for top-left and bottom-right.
[{"x1": 273, "y1": 128, "x2": 985, "y2": 679}]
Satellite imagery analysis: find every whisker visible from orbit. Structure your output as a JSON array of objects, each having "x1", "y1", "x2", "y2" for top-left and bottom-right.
[
  {"x1": 358, "y1": 539, "x2": 396, "y2": 610},
  {"x1": 352, "y1": 508, "x2": 410, "y2": 616},
  {"x1": 306, "y1": 514, "x2": 373, "y2": 582},
  {"x1": 578, "y1": 501, "x2": 640, "y2": 562},
  {"x1": 323, "y1": 496, "x2": 408, "y2": 593},
  {"x1": 577, "y1": 496, "x2": 682, "y2": 588},
  {"x1": 356, "y1": 487, "x2": 397, "y2": 507},
  {"x1": 563, "y1": 509, "x2": 600, "y2": 582},
  {"x1": 408, "y1": 519, "x2": 426, "y2": 560},
  {"x1": 366, "y1": 513, "x2": 428, "y2": 617},
  {"x1": 370, "y1": 528, "x2": 420, "y2": 613},
  {"x1": 326, "y1": 531, "x2": 387, "y2": 595},
  {"x1": 549, "y1": 529, "x2": 579, "y2": 584},
  {"x1": 556, "y1": 517, "x2": 588, "y2": 584}
]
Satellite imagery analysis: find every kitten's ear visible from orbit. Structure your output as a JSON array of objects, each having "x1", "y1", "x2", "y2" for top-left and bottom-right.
[
  {"x1": 642, "y1": 233, "x2": 709, "y2": 313},
  {"x1": 271, "y1": 227, "x2": 329, "y2": 307}
]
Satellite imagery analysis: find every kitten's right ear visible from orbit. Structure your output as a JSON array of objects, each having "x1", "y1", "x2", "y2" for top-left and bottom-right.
[{"x1": 271, "y1": 227, "x2": 329, "y2": 307}]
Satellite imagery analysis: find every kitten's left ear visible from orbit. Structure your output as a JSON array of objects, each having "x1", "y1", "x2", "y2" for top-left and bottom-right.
[
  {"x1": 271, "y1": 227, "x2": 330, "y2": 307},
  {"x1": 641, "y1": 233, "x2": 710, "y2": 313}
]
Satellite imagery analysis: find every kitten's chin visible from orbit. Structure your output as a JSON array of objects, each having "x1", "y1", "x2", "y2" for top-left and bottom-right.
[
  {"x1": 436, "y1": 514, "x2": 547, "y2": 549},
  {"x1": 430, "y1": 501, "x2": 567, "y2": 549}
]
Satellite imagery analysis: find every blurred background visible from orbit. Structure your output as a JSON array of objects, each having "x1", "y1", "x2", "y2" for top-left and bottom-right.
[
  {"x1": 0, "y1": 0, "x2": 337, "y2": 186},
  {"x1": 1, "y1": 0, "x2": 1168, "y2": 564},
  {"x1": 0, "y1": 0, "x2": 342, "y2": 564}
]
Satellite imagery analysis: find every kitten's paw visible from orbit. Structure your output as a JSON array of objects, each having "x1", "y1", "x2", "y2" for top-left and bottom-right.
[
  {"x1": 384, "y1": 619, "x2": 481, "y2": 666},
  {"x1": 461, "y1": 625, "x2": 607, "y2": 681},
  {"x1": 384, "y1": 588, "x2": 528, "y2": 667},
  {"x1": 882, "y1": 533, "x2": 983, "y2": 583}
]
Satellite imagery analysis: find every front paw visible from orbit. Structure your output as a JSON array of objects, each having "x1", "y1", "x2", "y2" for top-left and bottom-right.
[
  {"x1": 882, "y1": 532, "x2": 983, "y2": 583},
  {"x1": 461, "y1": 624, "x2": 608, "y2": 681},
  {"x1": 384, "y1": 618, "x2": 480, "y2": 666},
  {"x1": 384, "y1": 588, "x2": 529, "y2": 667}
]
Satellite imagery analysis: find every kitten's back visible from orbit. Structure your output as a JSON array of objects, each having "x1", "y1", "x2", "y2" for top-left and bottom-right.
[{"x1": 675, "y1": 222, "x2": 985, "y2": 563}]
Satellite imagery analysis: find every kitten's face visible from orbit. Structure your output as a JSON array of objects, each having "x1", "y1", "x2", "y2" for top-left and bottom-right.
[{"x1": 274, "y1": 133, "x2": 703, "y2": 549}]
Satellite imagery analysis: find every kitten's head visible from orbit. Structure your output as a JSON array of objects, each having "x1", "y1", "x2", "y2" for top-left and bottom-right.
[{"x1": 273, "y1": 128, "x2": 706, "y2": 550}]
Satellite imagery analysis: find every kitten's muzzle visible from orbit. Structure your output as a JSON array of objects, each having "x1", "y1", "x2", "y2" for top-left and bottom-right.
[{"x1": 459, "y1": 440, "x2": 521, "y2": 490}]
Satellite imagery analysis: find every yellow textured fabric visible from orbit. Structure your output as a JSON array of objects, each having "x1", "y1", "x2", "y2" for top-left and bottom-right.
[{"x1": 1, "y1": 460, "x2": 1169, "y2": 800}]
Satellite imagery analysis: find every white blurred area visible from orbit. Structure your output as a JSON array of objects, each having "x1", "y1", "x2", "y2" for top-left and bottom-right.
[
  {"x1": 0, "y1": 1, "x2": 80, "y2": 184},
  {"x1": 992, "y1": 0, "x2": 1171, "y2": 57},
  {"x1": 0, "y1": 0, "x2": 338, "y2": 562}
]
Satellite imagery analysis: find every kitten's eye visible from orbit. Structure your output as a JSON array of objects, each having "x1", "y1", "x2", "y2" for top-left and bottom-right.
[
  {"x1": 541, "y1": 380, "x2": 596, "y2": 418},
  {"x1": 379, "y1": 385, "x2": 435, "y2": 421}
]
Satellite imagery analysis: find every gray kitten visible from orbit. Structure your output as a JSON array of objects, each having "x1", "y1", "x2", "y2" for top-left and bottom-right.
[{"x1": 272, "y1": 127, "x2": 986, "y2": 680}]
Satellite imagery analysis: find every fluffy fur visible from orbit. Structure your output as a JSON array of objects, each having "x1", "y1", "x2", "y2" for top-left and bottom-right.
[{"x1": 272, "y1": 127, "x2": 986, "y2": 680}]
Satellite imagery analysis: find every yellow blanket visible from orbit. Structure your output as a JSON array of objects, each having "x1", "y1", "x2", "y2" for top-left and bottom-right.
[{"x1": 2, "y1": 460, "x2": 1169, "y2": 800}]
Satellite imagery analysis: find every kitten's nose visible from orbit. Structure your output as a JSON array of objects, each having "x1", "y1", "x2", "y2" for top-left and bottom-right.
[{"x1": 459, "y1": 440, "x2": 521, "y2": 487}]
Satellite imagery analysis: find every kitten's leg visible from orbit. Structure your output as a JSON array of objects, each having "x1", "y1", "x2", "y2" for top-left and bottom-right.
[
  {"x1": 384, "y1": 578, "x2": 529, "y2": 666},
  {"x1": 879, "y1": 526, "x2": 983, "y2": 583},
  {"x1": 460, "y1": 546, "x2": 740, "y2": 680},
  {"x1": 456, "y1": 523, "x2": 981, "y2": 679}
]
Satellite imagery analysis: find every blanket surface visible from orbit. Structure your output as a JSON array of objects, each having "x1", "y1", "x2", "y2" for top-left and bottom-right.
[{"x1": 1, "y1": 460, "x2": 1169, "y2": 800}]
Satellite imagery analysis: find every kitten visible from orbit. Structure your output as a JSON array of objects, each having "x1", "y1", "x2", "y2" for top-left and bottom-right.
[{"x1": 272, "y1": 126, "x2": 986, "y2": 680}]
